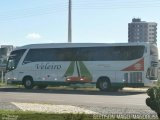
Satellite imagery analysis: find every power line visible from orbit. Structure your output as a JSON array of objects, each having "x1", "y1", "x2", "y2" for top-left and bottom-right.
[
  {"x1": 73, "y1": 0, "x2": 160, "y2": 4},
  {"x1": 73, "y1": 0, "x2": 160, "y2": 8},
  {"x1": 73, "y1": 5, "x2": 160, "y2": 10},
  {"x1": 0, "y1": 3, "x2": 68, "y2": 21},
  {"x1": 0, "y1": 0, "x2": 160, "y2": 21}
]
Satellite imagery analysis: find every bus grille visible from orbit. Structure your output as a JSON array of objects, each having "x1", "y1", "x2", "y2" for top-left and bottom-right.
[{"x1": 130, "y1": 72, "x2": 142, "y2": 83}]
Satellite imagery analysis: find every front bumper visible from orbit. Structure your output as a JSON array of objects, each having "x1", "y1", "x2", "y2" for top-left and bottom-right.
[
  {"x1": 6, "y1": 79, "x2": 22, "y2": 85},
  {"x1": 6, "y1": 79, "x2": 15, "y2": 84}
]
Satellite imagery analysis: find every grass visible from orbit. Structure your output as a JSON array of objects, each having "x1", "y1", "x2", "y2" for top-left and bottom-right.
[
  {"x1": 0, "y1": 80, "x2": 150, "y2": 92},
  {"x1": 0, "y1": 110, "x2": 97, "y2": 120},
  {"x1": 1, "y1": 110, "x2": 154, "y2": 120},
  {"x1": 0, "y1": 82, "x2": 21, "y2": 88},
  {"x1": 157, "y1": 80, "x2": 160, "y2": 86},
  {"x1": 0, "y1": 110, "x2": 143, "y2": 120},
  {"x1": 0, "y1": 82, "x2": 5, "y2": 87},
  {"x1": 0, "y1": 81, "x2": 98, "y2": 91}
]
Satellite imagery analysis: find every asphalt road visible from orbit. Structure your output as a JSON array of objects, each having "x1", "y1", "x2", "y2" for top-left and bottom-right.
[
  {"x1": 0, "y1": 87, "x2": 148, "y2": 107},
  {"x1": 0, "y1": 87, "x2": 158, "y2": 119}
]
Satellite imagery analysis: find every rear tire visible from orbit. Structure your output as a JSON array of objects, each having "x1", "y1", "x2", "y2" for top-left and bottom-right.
[
  {"x1": 97, "y1": 78, "x2": 111, "y2": 91},
  {"x1": 23, "y1": 77, "x2": 34, "y2": 89}
]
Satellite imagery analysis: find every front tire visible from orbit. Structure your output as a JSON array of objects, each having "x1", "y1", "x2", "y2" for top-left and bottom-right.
[
  {"x1": 23, "y1": 77, "x2": 34, "y2": 89},
  {"x1": 97, "y1": 78, "x2": 111, "y2": 91}
]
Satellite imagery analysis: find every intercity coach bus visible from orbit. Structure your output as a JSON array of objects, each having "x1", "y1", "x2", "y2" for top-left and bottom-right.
[{"x1": 5, "y1": 43, "x2": 159, "y2": 91}]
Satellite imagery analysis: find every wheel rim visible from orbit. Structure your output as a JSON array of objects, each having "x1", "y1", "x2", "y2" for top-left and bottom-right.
[
  {"x1": 100, "y1": 80, "x2": 108, "y2": 89},
  {"x1": 25, "y1": 80, "x2": 32, "y2": 87}
]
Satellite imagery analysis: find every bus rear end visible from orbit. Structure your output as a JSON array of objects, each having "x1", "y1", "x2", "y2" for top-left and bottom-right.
[{"x1": 145, "y1": 44, "x2": 159, "y2": 86}]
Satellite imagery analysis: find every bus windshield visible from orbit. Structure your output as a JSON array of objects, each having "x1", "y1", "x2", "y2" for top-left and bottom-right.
[{"x1": 6, "y1": 49, "x2": 26, "y2": 71}]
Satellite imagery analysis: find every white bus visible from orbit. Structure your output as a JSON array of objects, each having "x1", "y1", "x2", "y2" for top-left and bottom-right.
[{"x1": 5, "y1": 43, "x2": 159, "y2": 91}]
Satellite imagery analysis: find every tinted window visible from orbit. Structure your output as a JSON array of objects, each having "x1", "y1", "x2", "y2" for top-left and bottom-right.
[
  {"x1": 23, "y1": 46, "x2": 144, "y2": 63},
  {"x1": 77, "y1": 46, "x2": 144, "y2": 61},
  {"x1": 24, "y1": 48, "x2": 76, "y2": 63}
]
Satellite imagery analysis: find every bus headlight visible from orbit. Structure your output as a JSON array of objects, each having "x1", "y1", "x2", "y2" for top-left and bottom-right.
[{"x1": 7, "y1": 77, "x2": 17, "y2": 80}]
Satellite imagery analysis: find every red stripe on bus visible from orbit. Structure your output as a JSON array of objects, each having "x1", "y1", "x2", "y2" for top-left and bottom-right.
[{"x1": 122, "y1": 58, "x2": 144, "y2": 71}]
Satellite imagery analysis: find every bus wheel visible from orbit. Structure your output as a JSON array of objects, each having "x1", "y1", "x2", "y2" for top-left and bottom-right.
[
  {"x1": 97, "y1": 78, "x2": 111, "y2": 91},
  {"x1": 37, "y1": 85, "x2": 48, "y2": 89},
  {"x1": 23, "y1": 77, "x2": 34, "y2": 89}
]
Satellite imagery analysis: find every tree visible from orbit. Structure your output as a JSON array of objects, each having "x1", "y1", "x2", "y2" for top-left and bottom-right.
[{"x1": 146, "y1": 86, "x2": 160, "y2": 119}]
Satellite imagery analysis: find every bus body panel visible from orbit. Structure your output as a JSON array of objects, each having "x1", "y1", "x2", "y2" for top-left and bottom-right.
[{"x1": 5, "y1": 42, "x2": 158, "y2": 88}]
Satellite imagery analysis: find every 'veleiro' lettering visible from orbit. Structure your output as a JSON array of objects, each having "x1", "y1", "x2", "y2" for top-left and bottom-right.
[{"x1": 35, "y1": 63, "x2": 61, "y2": 70}]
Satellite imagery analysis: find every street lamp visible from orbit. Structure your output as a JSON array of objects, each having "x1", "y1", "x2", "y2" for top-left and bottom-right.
[{"x1": 68, "y1": 0, "x2": 72, "y2": 43}]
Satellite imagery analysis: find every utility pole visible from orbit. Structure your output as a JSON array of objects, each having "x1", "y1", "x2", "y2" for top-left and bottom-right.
[{"x1": 68, "y1": 0, "x2": 72, "y2": 43}]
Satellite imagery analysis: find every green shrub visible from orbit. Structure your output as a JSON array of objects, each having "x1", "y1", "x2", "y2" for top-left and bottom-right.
[
  {"x1": 146, "y1": 86, "x2": 160, "y2": 118},
  {"x1": 157, "y1": 80, "x2": 160, "y2": 86}
]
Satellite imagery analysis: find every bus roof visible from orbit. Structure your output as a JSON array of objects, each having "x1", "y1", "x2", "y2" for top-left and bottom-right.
[{"x1": 14, "y1": 42, "x2": 151, "y2": 50}]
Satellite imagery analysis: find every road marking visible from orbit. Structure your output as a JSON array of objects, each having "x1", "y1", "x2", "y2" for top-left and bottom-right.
[{"x1": 11, "y1": 102, "x2": 97, "y2": 114}]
